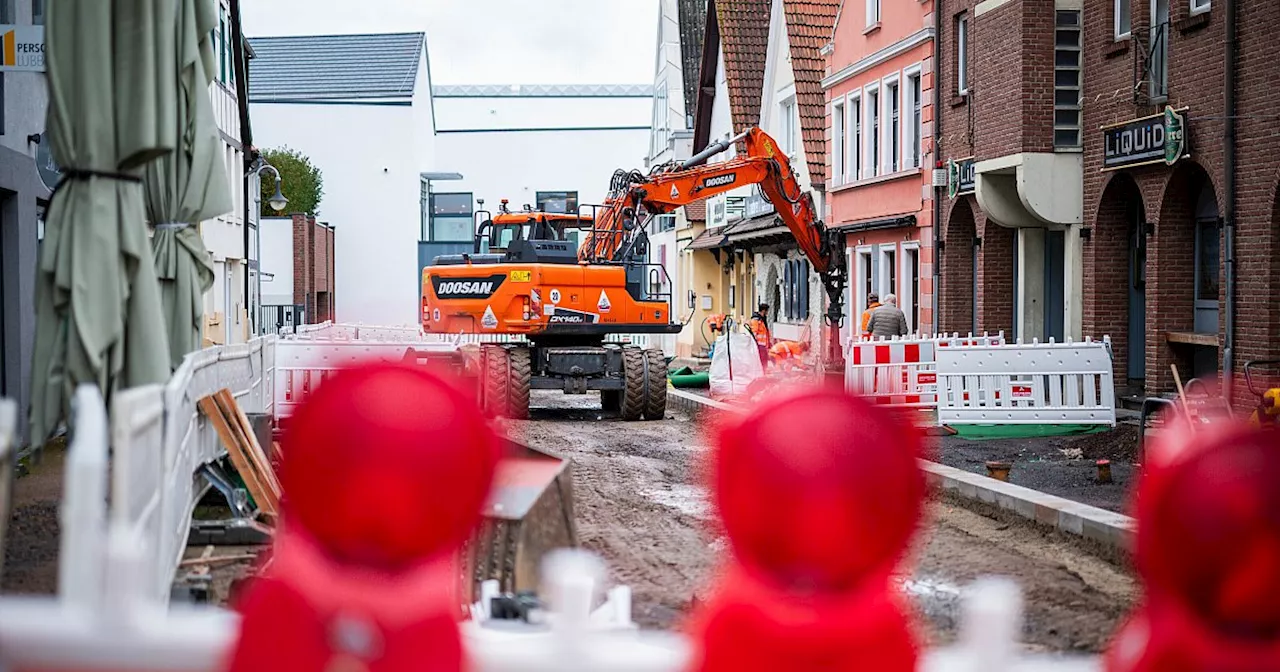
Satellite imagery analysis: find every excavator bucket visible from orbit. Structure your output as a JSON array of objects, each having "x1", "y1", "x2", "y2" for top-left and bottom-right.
[{"x1": 460, "y1": 436, "x2": 577, "y2": 604}]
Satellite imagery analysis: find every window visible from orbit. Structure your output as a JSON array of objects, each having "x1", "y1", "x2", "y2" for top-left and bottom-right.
[
  {"x1": 906, "y1": 71, "x2": 923, "y2": 168},
  {"x1": 652, "y1": 214, "x2": 676, "y2": 233},
  {"x1": 0, "y1": 1, "x2": 10, "y2": 22},
  {"x1": 866, "y1": 0, "x2": 881, "y2": 26},
  {"x1": 1190, "y1": 0, "x2": 1209, "y2": 15},
  {"x1": 832, "y1": 100, "x2": 846, "y2": 185},
  {"x1": 905, "y1": 246, "x2": 921, "y2": 332},
  {"x1": 956, "y1": 14, "x2": 969, "y2": 95},
  {"x1": 780, "y1": 97, "x2": 797, "y2": 157},
  {"x1": 651, "y1": 83, "x2": 669, "y2": 159},
  {"x1": 536, "y1": 191, "x2": 579, "y2": 214},
  {"x1": 887, "y1": 79, "x2": 901, "y2": 173},
  {"x1": 1115, "y1": 0, "x2": 1131, "y2": 37},
  {"x1": 783, "y1": 259, "x2": 811, "y2": 321},
  {"x1": 1195, "y1": 219, "x2": 1220, "y2": 302},
  {"x1": 1150, "y1": 0, "x2": 1169, "y2": 100},
  {"x1": 850, "y1": 93, "x2": 862, "y2": 180},
  {"x1": 430, "y1": 192, "x2": 474, "y2": 241},
  {"x1": 218, "y1": 8, "x2": 228, "y2": 83},
  {"x1": 1054, "y1": 11, "x2": 1083, "y2": 148},
  {"x1": 33, "y1": 0, "x2": 44, "y2": 24},
  {"x1": 856, "y1": 249, "x2": 873, "y2": 319},
  {"x1": 866, "y1": 85, "x2": 880, "y2": 177},
  {"x1": 880, "y1": 247, "x2": 897, "y2": 300}
]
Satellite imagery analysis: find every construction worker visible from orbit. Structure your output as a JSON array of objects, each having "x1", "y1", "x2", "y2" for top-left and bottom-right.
[
  {"x1": 747, "y1": 303, "x2": 772, "y2": 368},
  {"x1": 860, "y1": 293, "x2": 881, "y2": 338}
]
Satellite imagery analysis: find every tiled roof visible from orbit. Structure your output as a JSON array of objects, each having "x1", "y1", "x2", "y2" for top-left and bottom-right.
[
  {"x1": 432, "y1": 84, "x2": 652, "y2": 98},
  {"x1": 715, "y1": 0, "x2": 771, "y2": 147},
  {"x1": 248, "y1": 32, "x2": 425, "y2": 102},
  {"x1": 685, "y1": 199, "x2": 708, "y2": 222},
  {"x1": 677, "y1": 0, "x2": 709, "y2": 122},
  {"x1": 783, "y1": 0, "x2": 841, "y2": 186}
]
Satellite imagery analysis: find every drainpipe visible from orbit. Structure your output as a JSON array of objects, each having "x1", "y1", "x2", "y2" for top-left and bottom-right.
[
  {"x1": 931, "y1": 0, "x2": 943, "y2": 335},
  {"x1": 1222, "y1": 0, "x2": 1237, "y2": 402}
]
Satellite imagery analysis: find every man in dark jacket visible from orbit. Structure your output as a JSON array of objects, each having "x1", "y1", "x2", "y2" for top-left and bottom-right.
[{"x1": 866, "y1": 293, "x2": 909, "y2": 338}]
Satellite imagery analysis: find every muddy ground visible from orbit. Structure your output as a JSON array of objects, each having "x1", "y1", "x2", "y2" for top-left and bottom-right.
[
  {"x1": 937, "y1": 423, "x2": 1143, "y2": 514},
  {"x1": 511, "y1": 391, "x2": 1136, "y2": 654},
  {"x1": 2, "y1": 443, "x2": 64, "y2": 595}
]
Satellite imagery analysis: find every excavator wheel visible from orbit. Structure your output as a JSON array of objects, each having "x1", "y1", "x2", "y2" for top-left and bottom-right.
[
  {"x1": 600, "y1": 389, "x2": 622, "y2": 412},
  {"x1": 620, "y1": 346, "x2": 647, "y2": 421},
  {"x1": 482, "y1": 344, "x2": 531, "y2": 420},
  {"x1": 643, "y1": 348, "x2": 668, "y2": 420}
]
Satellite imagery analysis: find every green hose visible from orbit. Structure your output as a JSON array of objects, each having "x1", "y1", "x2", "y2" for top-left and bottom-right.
[{"x1": 670, "y1": 372, "x2": 710, "y2": 388}]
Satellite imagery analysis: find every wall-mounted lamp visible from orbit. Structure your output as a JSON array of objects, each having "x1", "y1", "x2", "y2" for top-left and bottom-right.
[
  {"x1": 1080, "y1": 226, "x2": 1092, "y2": 241},
  {"x1": 972, "y1": 236, "x2": 983, "y2": 248},
  {"x1": 1144, "y1": 221, "x2": 1155, "y2": 236}
]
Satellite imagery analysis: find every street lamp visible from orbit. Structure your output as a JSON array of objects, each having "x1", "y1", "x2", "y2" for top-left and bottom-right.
[{"x1": 258, "y1": 163, "x2": 288, "y2": 213}]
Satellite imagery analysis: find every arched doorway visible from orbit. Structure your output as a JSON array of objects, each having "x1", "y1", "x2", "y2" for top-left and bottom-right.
[
  {"x1": 1150, "y1": 161, "x2": 1219, "y2": 391},
  {"x1": 1093, "y1": 173, "x2": 1147, "y2": 383},
  {"x1": 941, "y1": 199, "x2": 977, "y2": 334}
]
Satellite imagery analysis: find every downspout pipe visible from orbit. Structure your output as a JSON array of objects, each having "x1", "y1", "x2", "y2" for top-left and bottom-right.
[
  {"x1": 1223, "y1": 0, "x2": 1237, "y2": 402},
  {"x1": 932, "y1": 0, "x2": 942, "y2": 336}
]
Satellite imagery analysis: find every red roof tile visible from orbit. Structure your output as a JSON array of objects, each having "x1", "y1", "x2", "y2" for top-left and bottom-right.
[
  {"x1": 685, "y1": 199, "x2": 708, "y2": 222},
  {"x1": 783, "y1": 0, "x2": 840, "y2": 187},
  {"x1": 715, "y1": 0, "x2": 771, "y2": 149}
]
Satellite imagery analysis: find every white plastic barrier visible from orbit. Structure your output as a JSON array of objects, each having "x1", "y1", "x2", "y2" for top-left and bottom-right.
[
  {"x1": 936, "y1": 338, "x2": 1116, "y2": 426},
  {"x1": 845, "y1": 333, "x2": 1006, "y2": 408}
]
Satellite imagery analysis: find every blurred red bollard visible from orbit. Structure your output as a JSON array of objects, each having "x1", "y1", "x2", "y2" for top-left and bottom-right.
[
  {"x1": 225, "y1": 362, "x2": 501, "y2": 672},
  {"x1": 686, "y1": 388, "x2": 926, "y2": 672},
  {"x1": 1105, "y1": 422, "x2": 1280, "y2": 672}
]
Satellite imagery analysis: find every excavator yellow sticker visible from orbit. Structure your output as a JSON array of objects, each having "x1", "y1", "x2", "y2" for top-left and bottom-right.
[
  {"x1": 762, "y1": 138, "x2": 776, "y2": 158},
  {"x1": 509, "y1": 270, "x2": 532, "y2": 282}
]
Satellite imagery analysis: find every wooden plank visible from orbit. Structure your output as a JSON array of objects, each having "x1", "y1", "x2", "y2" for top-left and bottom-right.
[
  {"x1": 215, "y1": 390, "x2": 283, "y2": 498},
  {"x1": 199, "y1": 393, "x2": 278, "y2": 519},
  {"x1": 1166, "y1": 331, "x2": 1219, "y2": 347}
]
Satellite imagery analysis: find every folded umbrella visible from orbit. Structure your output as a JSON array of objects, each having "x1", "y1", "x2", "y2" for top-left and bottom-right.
[{"x1": 30, "y1": 0, "x2": 174, "y2": 444}]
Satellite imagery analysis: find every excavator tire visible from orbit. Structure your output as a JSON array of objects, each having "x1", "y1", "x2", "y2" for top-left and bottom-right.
[
  {"x1": 620, "y1": 346, "x2": 647, "y2": 421},
  {"x1": 643, "y1": 348, "x2": 668, "y2": 420},
  {"x1": 600, "y1": 389, "x2": 621, "y2": 412},
  {"x1": 482, "y1": 345, "x2": 531, "y2": 420}
]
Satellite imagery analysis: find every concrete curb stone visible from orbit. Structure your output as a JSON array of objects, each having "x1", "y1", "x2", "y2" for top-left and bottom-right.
[{"x1": 665, "y1": 388, "x2": 1136, "y2": 555}]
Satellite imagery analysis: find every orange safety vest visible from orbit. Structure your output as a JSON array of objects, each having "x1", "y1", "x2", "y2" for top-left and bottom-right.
[
  {"x1": 860, "y1": 302, "x2": 881, "y2": 336},
  {"x1": 748, "y1": 315, "x2": 771, "y2": 347}
]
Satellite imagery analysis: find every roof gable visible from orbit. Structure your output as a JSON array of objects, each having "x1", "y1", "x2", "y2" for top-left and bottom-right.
[
  {"x1": 248, "y1": 32, "x2": 426, "y2": 102},
  {"x1": 716, "y1": 0, "x2": 772, "y2": 141},
  {"x1": 677, "y1": 0, "x2": 709, "y2": 123},
  {"x1": 783, "y1": 0, "x2": 840, "y2": 186}
]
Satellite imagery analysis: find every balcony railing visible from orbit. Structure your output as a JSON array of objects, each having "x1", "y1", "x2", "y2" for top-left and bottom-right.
[
  {"x1": 261, "y1": 303, "x2": 305, "y2": 336},
  {"x1": 1140, "y1": 21, "x2": 1170, "y2": 103}
]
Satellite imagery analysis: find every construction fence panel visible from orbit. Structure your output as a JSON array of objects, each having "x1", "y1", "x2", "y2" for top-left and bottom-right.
[
  {"x1": 936, "y1": 339, "x2": 1116, "y2": 426},
  {"x1": 844, "y1": 333, "x2": 1006, "y2": 409},
  {"x1": 108, "y1": 384, "x2": 168, "y2": 604}
]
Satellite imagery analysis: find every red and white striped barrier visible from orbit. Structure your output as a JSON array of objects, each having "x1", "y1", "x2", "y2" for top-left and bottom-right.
[{"x1": 845, "y1": 333, "x2": 1006, "y2": 409}]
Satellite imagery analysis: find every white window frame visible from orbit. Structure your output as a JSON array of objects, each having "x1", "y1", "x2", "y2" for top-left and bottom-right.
[
  {"x1": 957, "y1": 14, "x2": 969, "y2": 95},
  {"x1": 882, "y1": 72, "x2": 902, "y2": 175},
  {"x1": 878, "y1": 244, "x2": 897, "y2": 300},
  {"x1": 1114, "y1": 0, "x2": 1132, "y2": 38},
  {"x1": 832, "y1": 99, "x2": 846, "y2": 186},
  {"x1": 901, "y1": 242, "x2": 921, "y2": 333},
  {"x1": 903, "y1": 65, "x2": 924, "y2": 170},
  {"x1": 779, "y1": 95, "x2": 798, "y2": 159},
  {"x1": 1054, "y1": 10, "x2": 1083, "y2": 148},
  {"x1": 866, "y1": 0, "x2": 881, "y2": 26},
  {"x1": 847, "y1": 90, "x2": 863, "y2": 181},
  {"x1": 864, "y1": 82, "x2": 881, "y2": 178},
  {"x1": 855, "y1": 246, "x2": 874, "y2": 320},
  {"x1": 1189, "y1": 0, "x2": 1209, "y2": 15}
]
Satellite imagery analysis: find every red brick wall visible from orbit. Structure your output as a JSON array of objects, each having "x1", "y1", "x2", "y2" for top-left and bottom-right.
[
  {"x1": 939, "y1": 197, "x2": 976, "y2": 333},
  {"x1": 977, "y1": 215, "x2": 1014, "y2": 335},
  {"x1": 970, "y1": 1, "x2": 1055, "y2": 159},
  {"x1": 291, "y1": 214, "x2": 337, "y2": 324},
  {"x1": 292, "y1": 214, "x2": 311, "y2": 317},
  {"x1": 1084, "y1": 173, "x2": 1142, "y2": 382},
  {"x1": 1081, "y1": 0, "x2": 1280, "y2": 403}
]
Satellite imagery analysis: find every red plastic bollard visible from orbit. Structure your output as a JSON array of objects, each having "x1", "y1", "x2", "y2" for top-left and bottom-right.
[
  {"x1": 686, "y1": 387, "x2": 926, "y2": 672},
  {"x1": 225, "y1": 361, "x2": 501, "y2": 672},
  {"x1": 1105, "y1": 422, "x2": 1280, "y2": 672}
]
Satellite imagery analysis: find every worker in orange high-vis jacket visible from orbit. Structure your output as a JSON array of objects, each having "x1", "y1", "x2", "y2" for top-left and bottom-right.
[
  {"x1": 747, "y1": 303, "x2": 772, "y2": 369},
  {"x1": 860, "y1": 293, "x2": 881, "y2": 339}
]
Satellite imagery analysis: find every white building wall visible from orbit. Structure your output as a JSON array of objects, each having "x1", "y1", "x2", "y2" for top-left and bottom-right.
[
  {"x1": 756, "y1": 0, "x2": 823, "y2": 349},
  {"x1": 201, "y1": 67, "x2": 248, "y2": 344},
  {"x1": 258, "y1": 216, "x2": 295, "y2": 306},
  {"x1": 249, "y1": 101, "x2": 421, "y2": 327}
]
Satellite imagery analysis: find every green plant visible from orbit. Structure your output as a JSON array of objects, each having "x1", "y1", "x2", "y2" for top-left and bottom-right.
[{"x1": 259, "y1": 146, "x2": 324, "y2": 217}]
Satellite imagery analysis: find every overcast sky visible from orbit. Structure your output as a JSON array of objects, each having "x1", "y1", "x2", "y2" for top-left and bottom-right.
[{"x1": 241, "y1": 0, "x2": 660, "y2": 85}]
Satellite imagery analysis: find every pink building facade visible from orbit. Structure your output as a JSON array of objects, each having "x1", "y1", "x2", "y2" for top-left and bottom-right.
[{"x1": 823, "y1": 0, "x2": 937, "y2": 340}]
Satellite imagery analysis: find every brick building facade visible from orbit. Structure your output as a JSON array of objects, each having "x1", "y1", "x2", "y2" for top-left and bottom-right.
[
  {"x1": 931, "y1": 0, "x2": 1279, "y2": 404},
  {"x1": 291, "y1": 214, "x2": 336, "y2": 324},
  {"x1": 1081, "y1": 0, "x2": 1280, "y2": 402}
]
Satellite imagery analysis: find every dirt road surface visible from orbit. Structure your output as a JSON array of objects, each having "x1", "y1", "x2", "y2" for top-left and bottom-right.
[{"x1": 511, "y1": 391, "x2": 1136, "y2": 654}]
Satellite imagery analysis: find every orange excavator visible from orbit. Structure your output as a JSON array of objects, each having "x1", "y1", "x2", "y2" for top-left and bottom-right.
[{"x1": 421, "y1": 127, "x2": 847, "y2": 419}]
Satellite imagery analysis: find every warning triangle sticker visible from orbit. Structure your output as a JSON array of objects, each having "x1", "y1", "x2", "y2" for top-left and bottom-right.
[
  {"x1": 597, "y1": 290, "x2": 612, "y2": 313},
  {"x1": 530, "y1": 288, "x2": 541, "y2": 305},
  {"x1": 481, "y1": 305, "x2": 499, "y2": 329}
]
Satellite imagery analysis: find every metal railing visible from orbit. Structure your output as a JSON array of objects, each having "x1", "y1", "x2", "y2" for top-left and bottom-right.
[{"x1": 261, "y1": 303, "x2": 304, "y2": 336}]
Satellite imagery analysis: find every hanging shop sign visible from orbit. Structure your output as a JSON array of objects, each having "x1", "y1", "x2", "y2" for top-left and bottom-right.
[
  {"x1": 1101, "y1": 106, "x2": 1190, "y2": 171},
  {"x1": 0, "y1": 26, "x2": 45, "y2": 72},
  {"x1": 743, "y1": 184, "x2": 775, "y2": 219},
  {"x1": 946, "y1": 157, "x2": 975, "y2": 199}
]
